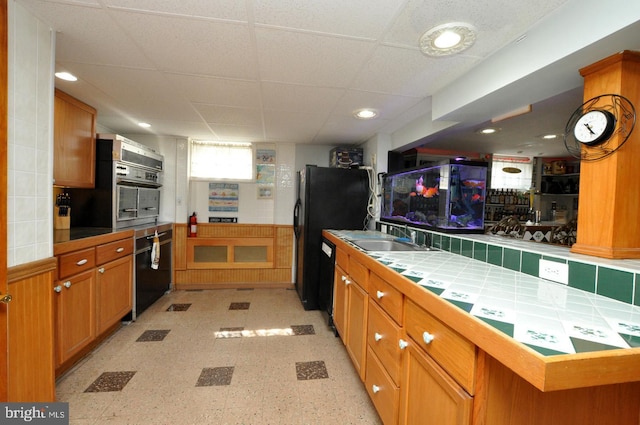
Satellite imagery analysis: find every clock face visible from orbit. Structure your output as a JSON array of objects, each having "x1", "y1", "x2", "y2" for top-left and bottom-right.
[{"x1": 573, "y1": 110, "x2": 616, "y2": 145}]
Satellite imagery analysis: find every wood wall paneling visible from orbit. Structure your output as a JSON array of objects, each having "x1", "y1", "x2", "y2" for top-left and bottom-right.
[
  {"x1": 174, "y1": 224, "x2": 294, "y2": 288},
  {"x1": 7, "y1": 258, "x2": 57, "y2": 402}
]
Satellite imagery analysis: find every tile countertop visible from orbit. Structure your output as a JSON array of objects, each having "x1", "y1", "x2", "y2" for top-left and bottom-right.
[{"x1": 330, "y1": 230, "x2": 640, "y2": 357}]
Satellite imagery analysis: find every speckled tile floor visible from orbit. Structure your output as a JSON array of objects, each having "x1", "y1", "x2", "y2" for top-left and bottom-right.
[{"x1": 55, "y1": 288, "x2": 381, "y2": 425}]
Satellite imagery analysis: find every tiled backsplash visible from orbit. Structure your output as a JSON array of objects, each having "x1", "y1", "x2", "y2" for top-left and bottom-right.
[{"x1": 379, "y1": 223, "x2": 640, "y2": 308}]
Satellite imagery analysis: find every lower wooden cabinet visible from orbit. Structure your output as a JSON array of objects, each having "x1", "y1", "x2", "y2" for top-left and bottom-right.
[
  {"x1": 54, "y1": 232, "x2": 134, "y2": 374},
  {"x1": 96, "y1": 255, "x2": 132, "y2": 335},
  {"x1": 366, "y1": 346, "x2": 400, "y2": 425},
  {"x1": 399, "y1": 342, "x2": 472, "y2": 425},
  {"x1": 54, "y1": 269, "x2": 96, "y2": 367},
  {"x1": 334, "y1": 263, "x2": 368, "y2": 380},
  {"x1": 333, "y1": 264, "x2": 347, "y2": 339}
]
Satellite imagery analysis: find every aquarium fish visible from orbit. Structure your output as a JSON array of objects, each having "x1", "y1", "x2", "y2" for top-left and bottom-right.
[
  {"x1": 423, "y1": 185, "x2": 439, "y2": 198},
  {"x1": 471, "y1": 193, "x2": 483, "y2": 202}
]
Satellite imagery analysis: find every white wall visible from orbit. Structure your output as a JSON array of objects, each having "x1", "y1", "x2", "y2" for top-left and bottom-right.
[{"x1": 7, "y1": 0, "x2": 55, "y2": 267}]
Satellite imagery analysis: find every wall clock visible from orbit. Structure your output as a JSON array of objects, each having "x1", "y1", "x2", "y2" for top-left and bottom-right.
[{"x1": 564, "y1": 94, "x2": 636, "y2": 161}]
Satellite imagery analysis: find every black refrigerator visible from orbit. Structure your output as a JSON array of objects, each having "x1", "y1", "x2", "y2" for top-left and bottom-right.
[{"x1": 293, "y1": 166, "x2": 371, "y2": 312}]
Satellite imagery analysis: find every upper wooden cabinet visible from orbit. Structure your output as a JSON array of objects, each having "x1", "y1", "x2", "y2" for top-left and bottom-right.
[{"x1": 53, "y1": 89, "x2": 96, "y2": 188}]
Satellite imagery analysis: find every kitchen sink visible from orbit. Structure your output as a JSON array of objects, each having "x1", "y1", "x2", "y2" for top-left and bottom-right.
[{"x1": 350, "y1": 239, "x2": 436, "y2": 252}]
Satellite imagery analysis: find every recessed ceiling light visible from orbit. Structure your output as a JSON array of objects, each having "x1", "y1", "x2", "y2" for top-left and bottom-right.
[
  {"x1": 354, "y1": 109, "x2": 377, "y2": 119},
  {"x1": 138, "y1": 122, "x2": 151, "y2": 128},
  {"x1": 419, "y1": 22, "x2": 477, "y2": 57},
  {"x1": 541, "y1": 134, "x2": 557, "y2": 139},
  {"x1": 477, "y1": 127, "x2": 500, "y2": 135},
  {"x1": 55, "y1": 71, "x2": 77, "y2": 81}
]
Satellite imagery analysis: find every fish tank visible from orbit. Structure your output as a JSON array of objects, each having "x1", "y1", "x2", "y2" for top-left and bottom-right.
[{"x1": 381, "y1": 160, "x2": 488, "y2": 233}]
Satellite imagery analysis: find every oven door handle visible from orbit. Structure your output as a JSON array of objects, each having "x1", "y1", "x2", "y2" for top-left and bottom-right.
[
  {"x1": 123, "y1": 208, "x2": 138, "y2": 212},
  {"x1": 146, "y1": 232, "x2": 167, "y2": 239}
]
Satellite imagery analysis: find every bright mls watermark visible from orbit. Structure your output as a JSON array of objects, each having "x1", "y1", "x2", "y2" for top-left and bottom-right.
[{"x1": 1, "y1": 403, "x2": 68, "y2": 424}]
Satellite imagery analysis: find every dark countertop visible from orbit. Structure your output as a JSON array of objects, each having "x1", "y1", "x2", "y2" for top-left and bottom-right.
[
  {"x1": 54, "y1": 222, "x2": 173, "y2": 245},
  {"x1": 54, "y1": 227, "x2": 121, "y2": 244}
]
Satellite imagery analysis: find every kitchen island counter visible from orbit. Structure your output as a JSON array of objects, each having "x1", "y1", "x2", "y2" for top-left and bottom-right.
[{"x1": 324, "y1": 229, "x2": 640, "y2": 392}]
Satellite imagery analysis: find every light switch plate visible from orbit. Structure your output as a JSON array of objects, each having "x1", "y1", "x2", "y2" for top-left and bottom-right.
[{"x1": 539, "y1": 259, "x2": 569, "y2": 285}]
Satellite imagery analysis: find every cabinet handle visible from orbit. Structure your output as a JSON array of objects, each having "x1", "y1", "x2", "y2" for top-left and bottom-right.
[
  {"x1": 423, "y1": 331, "x2": 435, "y2": 345},
  {"x1": 116, "y1": 247, "x2": 125, "y2": 253},
  {"x1": 374, "y1": 332, "x2": 382, "y2": 342},
  {"x1": 372, "y1": 385, "x2": 380, "y2": 394},
  {"x1": 342, "y1": 276, "x2": 351, "y2": 285},
  {"x1": 399, "y1": 339, "x2": 409, "y2": 350},
  {"x1": 98, "y1": 267, "x2": 105, "y2": 274},
  {"x1": 1, "y1": 293, "x2": 13, "y2": 304},
  {"x1": 54, "y1": 286, "x2": 62, "y2": 293},
  {"x1": 376, "y1": 290, "x2": 384, "y2": 299},
  {"x1": 76, "y1": 259, "x2": 88, "y2": 266},
  {"x1": 64, "y1": 281, "x2": 71, "y2": 288}
]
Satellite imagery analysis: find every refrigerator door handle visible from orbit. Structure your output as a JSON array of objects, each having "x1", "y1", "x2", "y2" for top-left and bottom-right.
[{"x1": 293, "y1": 199, "x2": 301, "y2": 238}]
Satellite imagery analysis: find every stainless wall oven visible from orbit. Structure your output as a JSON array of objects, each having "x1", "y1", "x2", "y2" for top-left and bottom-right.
[{"x1": 71, "y1": 134, "x2": 164, "y2": 229}]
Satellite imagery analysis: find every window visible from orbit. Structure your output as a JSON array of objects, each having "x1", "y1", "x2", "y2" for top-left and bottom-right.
[
  {"x1": 190, "y1": 141, "x2": 253, "y2": 180},
  {"x1": 490, "y1": 156, "x2": 532, "y2": 190}
]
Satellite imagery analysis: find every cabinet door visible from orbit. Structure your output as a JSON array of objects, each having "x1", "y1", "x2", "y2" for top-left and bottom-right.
[
  {"x1": 399, "y1": 343, "x2": 472, "y2": 425},
  {"x1": 345, "y1": 279, "x2": 368, "y2": 381},
  {"x1": 333, "y1": 265, "x2": 348, "y2": 341},
  {"x1": 53, "y1": 89, "x2": 96, "y2": 188},
  {"x1": 96, "y1": 256, "x2": 133, "y2": 335},
  {"x1": 55, "y1": 269, "x2": 96, "y2": 366}
]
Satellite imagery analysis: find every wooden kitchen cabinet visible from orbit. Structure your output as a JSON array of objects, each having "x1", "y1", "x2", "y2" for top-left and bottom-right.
[
  {"x1": 54, "y1": 230, "x2": 134, "y2": 375},
  {"x1": 95, "y1": 238, "x2": 133, "y2": 334},
  {"x1": 54, "y1": 269, "x2": 96, "y2": 367},
  {"x1": 323, "y1": 230, "x2": 640, "y2": 425},
  {"x1": 53, "y1": 89, "x2": 96, "y2": 188},
  {"x1": 333, "y1": 250, "x2": 369, "y2": 381},
  {"x1": 96, "y1": 255, "x2": 132, "y2": 335},
  {"x1": 398, "y1": 342, "x2": 472, "y2": 425}
]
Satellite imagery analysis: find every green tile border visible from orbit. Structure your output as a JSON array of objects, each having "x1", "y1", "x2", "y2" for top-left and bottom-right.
[
  {"x1": 382, "y1": 224, "x2": 639, "y2": 308},
  {"x1": 473, "y1": 242, "x2": 487, "y2": 262},
  {"x1": 487, "y1": 245, "x2": 503, "y2": 266},
  {"x1": 461, "y1": 239, "x2": 473, "y2": 258},
  {"x1": 597, "y1": 267, "x2": 634, "y2": 304},
  {"x1": 521, "y1": 251, "x2": 541, "y2": 277}
]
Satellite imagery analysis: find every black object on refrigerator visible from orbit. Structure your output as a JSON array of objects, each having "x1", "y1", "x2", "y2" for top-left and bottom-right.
[{"x1": 293, "y1": 166, "x2": 370, "y2": 312}]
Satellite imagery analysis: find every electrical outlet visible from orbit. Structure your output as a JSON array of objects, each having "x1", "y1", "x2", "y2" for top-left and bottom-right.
[{"x1": 538, "y1": 259, "x2": 569, "y2": 285}]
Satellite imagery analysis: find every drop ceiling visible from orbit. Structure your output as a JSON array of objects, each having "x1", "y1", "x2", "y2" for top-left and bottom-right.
[{"x1": 15, "y1": 0, "x2": 640, "y2": 158}]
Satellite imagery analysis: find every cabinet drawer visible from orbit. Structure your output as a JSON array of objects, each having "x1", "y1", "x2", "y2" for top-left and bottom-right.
[
  {"x1": 370, "y1": 272, "x2": 403, "y2": 325},
  {"x1": 58, "y1": 248, "x2": 95, "y2": 279},
  {"x1": 368, "y1": 299, "x2": 402, "y2": 386},
  {"x1": 349, "y1": 256, "x2": 369, "y2": 292},
  {"x1": 365, "y1": 346, "x2": 399, "y2": 425},
  {"x1": 336, "y1": 246, "x2": 348, "y2": 271},
  {"x1": 96, "y1": 238, "x2": 133, "y2": 265},
  {"x1": 405, "y1": 299, "x2": 477, "y2": 394}
]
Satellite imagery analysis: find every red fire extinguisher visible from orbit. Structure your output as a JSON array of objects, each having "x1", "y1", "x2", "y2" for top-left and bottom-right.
[{"x1": 188, "y1": 212, "x2": 198, "y2": 237}]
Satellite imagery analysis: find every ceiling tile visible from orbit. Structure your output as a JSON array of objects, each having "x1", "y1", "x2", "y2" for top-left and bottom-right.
[
  {"x1": 255, "y1": 27, "x2": 374, "y2": 87},
  {"x1": 260, "y1": 82, "x2": 344, "y2": 115},
  {"x1": 163, "y1": 74, "x2": 261, "y2": 108},
  {"x1": 194, "y1": 104, "x2": 263, "y2": 127},
  {"x1": 252, "y1": 0, "x2": 405, "y2": 39},
  {"x1": 332, "y1": 90, "x2": 424, "y2": 121},
  {"x1": 103, "y1": 0, "x2": 248, "y2": 21},
  {"x1": 351, "y1": 45, "x2": 476, "y2": 97},
  {"x1": 112, "y1": 11, "x2": 257, "y2": 79}
]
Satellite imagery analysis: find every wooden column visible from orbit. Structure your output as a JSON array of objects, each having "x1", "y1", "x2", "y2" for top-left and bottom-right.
[{"x1": 571, "y1": 51, "x2": 640, "y2": 258}]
